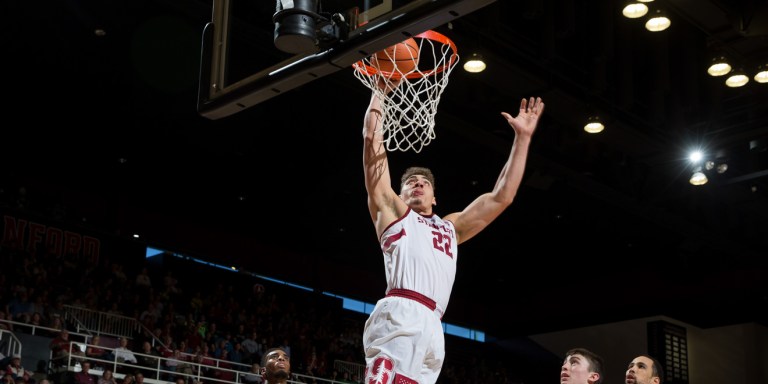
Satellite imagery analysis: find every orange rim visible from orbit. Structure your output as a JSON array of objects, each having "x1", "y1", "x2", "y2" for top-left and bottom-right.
[{"x1": 353, "y1": 29, "x2": 459, "y2": 79}]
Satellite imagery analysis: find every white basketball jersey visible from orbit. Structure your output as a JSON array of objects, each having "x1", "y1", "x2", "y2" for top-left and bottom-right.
[{"x1": 379, "y1": 208, "x2": 458, "y2": 315}]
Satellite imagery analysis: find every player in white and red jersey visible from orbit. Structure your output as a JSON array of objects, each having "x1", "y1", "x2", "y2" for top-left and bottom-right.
[{"x1": 361, "y1": 77, "x2": 545, "y2": 384}]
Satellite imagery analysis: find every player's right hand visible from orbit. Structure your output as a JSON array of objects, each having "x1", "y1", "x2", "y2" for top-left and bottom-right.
[{"x1": 375, "y1": 74, "x2": 402, "y2": 94}]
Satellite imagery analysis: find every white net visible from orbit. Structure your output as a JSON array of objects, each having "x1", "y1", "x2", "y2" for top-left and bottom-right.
[{"x1": 353, "y1": 30, "x2": 459, "y2": 153}]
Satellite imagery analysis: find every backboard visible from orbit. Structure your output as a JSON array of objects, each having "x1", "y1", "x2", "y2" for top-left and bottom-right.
[{"x1": 197, "y1": 0, "x2": 496, "y2": 120}]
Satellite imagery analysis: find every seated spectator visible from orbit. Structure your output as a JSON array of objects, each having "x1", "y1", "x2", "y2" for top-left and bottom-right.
[
  {"x1": 120, "y1": 374, "x2": 135, "y2": 384},
  {"x1": 46, "y1": 316, "x2": 63, "y2": 337},
  {"x1": 134, "y1": 372, "x2": 145, "y2": 384},
  {"x1": 240, "y1": 363, "x2": 263, "y2": 384},
  {"x1": 213, "y1": 350, "x2": 235, "y2": 383},
  {"x1": 305, "y1": 348, "x2": 326, "y2": 378},
  {"x1": 28, "y1": 312, "x2": 44, "y2": 328},
  {"x1": 155, "y1": 335, "x2": 175, "y2": 359},
  {"x1": 190, "y1": 351, "x2": 213, "y2": 379},
  {"x1": 2, "y1": 373, "x2": 15, "y2": 384},
  {"x1": 113, "y1": 338, "x2": 138, "y2": 375},
  {"x1": 49, "y1": 330, "x2": 71, "y2": 360},
  {"x1": 135, "y1": 341, "x2": 160, "y2": 380},
  {"x1": 73, "y1": 361, "x2": 97, "y2": 384},
  {"x1": 0, "y1": 311, "x2": 12, "y2": 331},
  {"x1": 134, "y1": 267, "x2": 152, "y2": 292},
  {"x1": 229, "y1": 343, "x2": 244, "y2": 367},
  {"x1": 86, "y1": 335, "x2": 112, "y2": 366},
  {"x1": 5, "y1": 356, "x2": 29, "y2": 381},
  {"x1": 114, "y1": 338, "x2": 138, "y2": 364},
  {"x1": 21, "y1": 370, "x2": 37, "y2": 384},
  {"x1": 98, "y1": 369, "x2": 118, "y2": 384},
  {"x1": 49, "y1": 329, "x2": 85, "y2": 367},
  {"x1": 241, "y1": 332, "x2": 260, "y2": 364},
  {"x1": 163, "y1": 349, "x2": 185, "y2": 381},
  {"x1": 7, "y1": 292, "x2": 33, "y2": 324}
]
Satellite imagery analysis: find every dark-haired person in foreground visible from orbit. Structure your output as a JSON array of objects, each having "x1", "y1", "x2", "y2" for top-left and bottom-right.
[
  {"x1": 560, "y1": 348, "x2": 604, "y2": 384},
  {"x1": 260, "y1": 348, "x2": 290, "y2": 384},
  {"x1": 625, "y1": 355, "x2": 663, "y2": 384}
]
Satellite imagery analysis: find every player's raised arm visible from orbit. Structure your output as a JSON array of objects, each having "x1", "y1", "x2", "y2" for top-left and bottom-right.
[
  {"x1": 445, "y1": 96, "x2": 545, "y2": 244},
  {"x1": 362, "y1": 77, "x2": 405, "y2": 237}
]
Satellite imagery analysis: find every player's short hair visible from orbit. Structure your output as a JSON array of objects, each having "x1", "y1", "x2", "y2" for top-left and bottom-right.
[
  {"x1": 565, "y1": 348, "x2": 604, "y2": 384},
  {"x1": 640, "y1": 354, "x2": 664, "y2": 383},
  {"x1": 400, "y1": 167, "x2": 435, "y2": 190}
]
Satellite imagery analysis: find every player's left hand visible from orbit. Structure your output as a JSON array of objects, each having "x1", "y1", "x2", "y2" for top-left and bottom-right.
[{"x1": 500, "y1": 97, "x2": 544, "y2": 138}]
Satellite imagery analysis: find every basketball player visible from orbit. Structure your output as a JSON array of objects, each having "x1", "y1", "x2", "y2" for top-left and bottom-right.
[
  {"x1": 561, "y1": 348, "x2": 605, "y2": 384},
  {"x1": 625, "y1": 355, "x2": 664, "y2": 384},
  {"x1": 361, "y1": 78, "x2": 545, "y2": 384},
  {"x1": 260, "y1": 348, "x2": 291, "y2": 384}
]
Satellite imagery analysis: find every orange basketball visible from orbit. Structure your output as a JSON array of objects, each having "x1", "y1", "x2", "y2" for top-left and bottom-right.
[{"x1": 372, "y1": 37, "x2": 420, "y2": 74}]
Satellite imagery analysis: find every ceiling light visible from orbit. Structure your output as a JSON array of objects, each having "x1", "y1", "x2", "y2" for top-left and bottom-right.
[
  {"x1": 584, "y1": 116, "x2": 604, "y2": 134},
  {"x1": 725, "y1": 68, "x2": 749, "y2": 87},
  {"x1": 645, "y1": 9, "x2": 671, "y2": 31},
  {"x1": 690, "y1": 171, "x2": 708, "y2": 185},
  {"x1": 637, "y1": 0, "x2": 654, "y2": 2},
  {"x1": 689, "y1": 167, "x2": 708, "y2": 186},
  {"x1": 707, "y1": 56, "x2": 732, "y2": 77},
  {"x1": 463, "y1": 53, "x2": 486, "y2": 73},
  {"x1": 755, "y1": 64, "x2": 768, "y2": 83},
  {"x1": 622, "y1": 2, "x2": 648, "y2": 18},
  {"x1": 689, "y1": 150, "x2": 703, "y2": 163}
]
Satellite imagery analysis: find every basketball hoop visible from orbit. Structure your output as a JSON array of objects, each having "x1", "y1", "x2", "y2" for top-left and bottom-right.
[{"x1": 353, "y1": 30, "x2": 459, "y2": 153}]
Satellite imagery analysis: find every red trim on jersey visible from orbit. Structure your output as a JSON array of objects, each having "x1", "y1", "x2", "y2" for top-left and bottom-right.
[
  {"x1": 379, "y1": 208, "x2": 411, "y2": 243},
  {"x1": 382, "y1": 228, "x2": 406, "y2": 249},
  {"x1": 385, "y1": 288, "x2": 436, "y2": 311}
]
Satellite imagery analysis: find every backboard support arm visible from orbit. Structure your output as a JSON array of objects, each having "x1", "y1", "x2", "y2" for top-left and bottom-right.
[{"x1": 197, "y1": 0, "x2": 497, "y2": 120}]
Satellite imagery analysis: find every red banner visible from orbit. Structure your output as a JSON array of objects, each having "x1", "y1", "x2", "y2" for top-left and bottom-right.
[{"x1": 1, "y1": 208, "x2": 143, "y2": 264}]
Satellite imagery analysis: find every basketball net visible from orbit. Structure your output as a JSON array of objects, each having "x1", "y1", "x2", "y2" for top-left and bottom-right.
[{"x1": 353, "y1": 30, "x2": 459, "y2": 153}]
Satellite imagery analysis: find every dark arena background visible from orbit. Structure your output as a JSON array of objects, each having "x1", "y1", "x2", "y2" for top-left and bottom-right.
[{"x1": 1, "y1": 1, "x2": 767, "y2": 383}]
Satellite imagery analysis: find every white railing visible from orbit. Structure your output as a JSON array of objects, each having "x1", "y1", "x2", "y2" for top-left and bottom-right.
[
  {"x1": 3, "y1": 317, "x2": 361, "y2": 384},
  {"x1": 0, "y1": 318, "x2": 86, "y2": 339},
  {"x1": 56, "y1": 341, "x2": 359, "y2": 384},
  {"x1": 0, "y1": 328, "x2": 22, "y2": 357},
  {"x1": 333, "y1": 360, "x2": 365, "y2": 381},
  {"x1": 52, "y1": 341, "x2": 251, "y2": 384},
  {"x1": 64, "y1": 305, "x2": 138, "y2": 339}
]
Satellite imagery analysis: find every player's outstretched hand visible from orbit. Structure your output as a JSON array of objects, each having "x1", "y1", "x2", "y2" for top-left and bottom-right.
[{"x1": 500, "y1": 97, "x2": 544, "y2": 139}]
